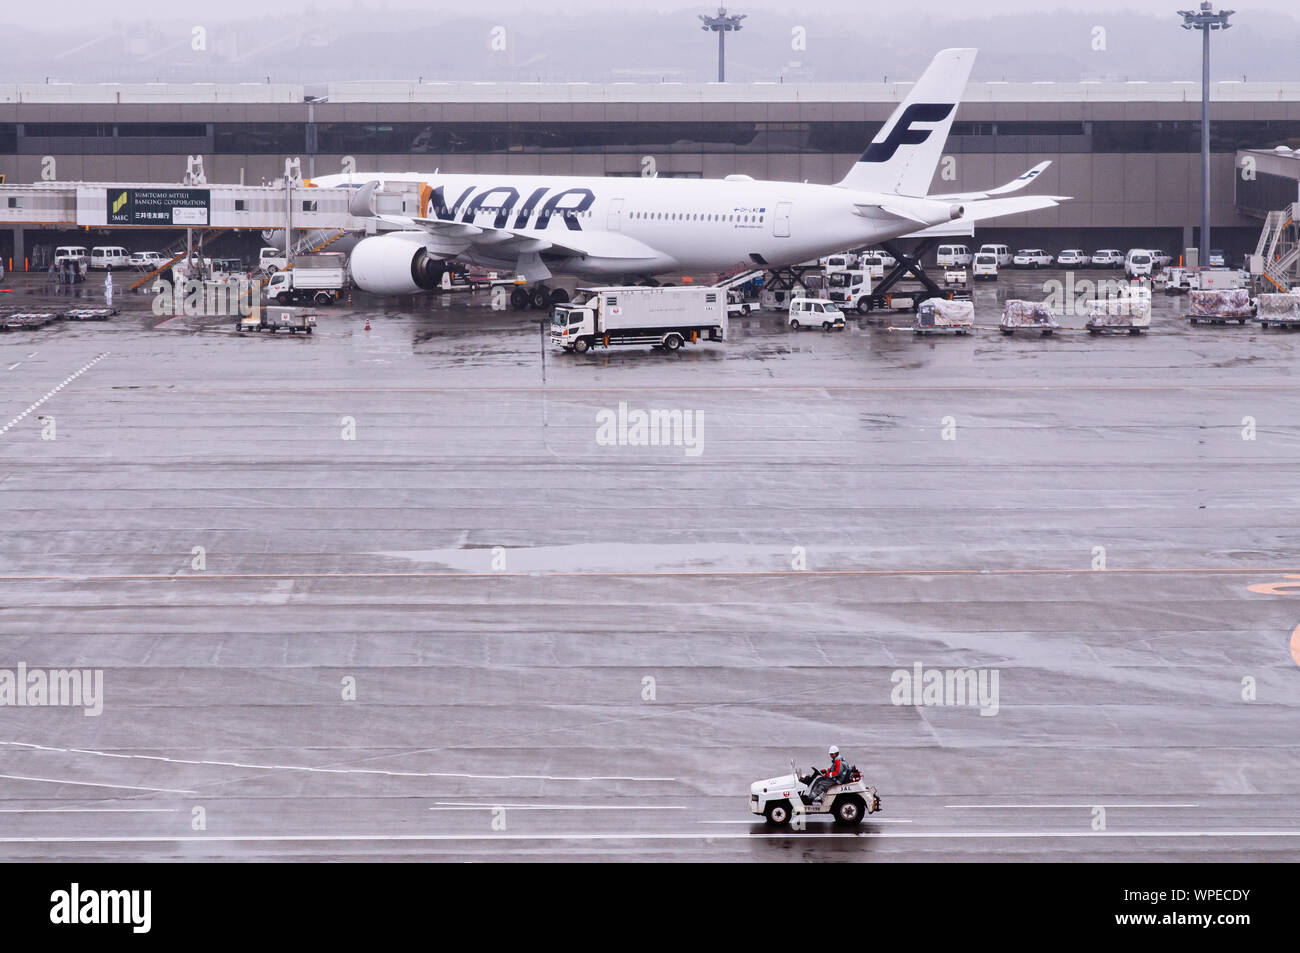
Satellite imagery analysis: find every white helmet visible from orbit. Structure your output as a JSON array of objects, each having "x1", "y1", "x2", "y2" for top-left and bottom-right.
[{"x1": 828, "y1": 745, "x2": 840, "y2": 757}]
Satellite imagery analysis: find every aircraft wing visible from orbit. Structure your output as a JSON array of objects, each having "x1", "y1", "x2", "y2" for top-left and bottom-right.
[
  {"x1": 953, "y1": 194, "x2": 1070, "y2": 222},
  {"x1": 902, "y1": 193, "x2": 1069, "y2": 238},
  {"x1": 929, "y1": 162, "x2": 1053, "y2": 201}
]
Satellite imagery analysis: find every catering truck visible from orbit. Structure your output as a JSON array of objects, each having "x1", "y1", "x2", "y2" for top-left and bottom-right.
[
  {"x1": 264, "y1": 253, "x2": 347, "y2": 305},
  {"x1": 551, "y1": 286, "x2": 726, "y2": 353}
]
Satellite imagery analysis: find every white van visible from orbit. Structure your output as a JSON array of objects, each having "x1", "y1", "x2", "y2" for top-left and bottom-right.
[
  {"x1": 978, "y1": 243, "x2": 1012, "y2": 267},
  {"x1": 259, "y1": 247, "x2": 288, "y2": 272},
  {"x1": 972, "y1": 253, "x2": 999, "y2": 281},
  {"x1": 788, "y1": 297, "x2": 846, "y2": 331},
  {"x1": 937, "y1": 244, "x2": 972, "y2": 268},
  {"x1": 90, "y1": 246, "x2": 131, "y2": 271},
  {"x1": 54, "y1": 246, "x2": 88, "y2": 267},
  {"x1": 1124, "y1": 249, "x2": 1154, "y2": 279}
]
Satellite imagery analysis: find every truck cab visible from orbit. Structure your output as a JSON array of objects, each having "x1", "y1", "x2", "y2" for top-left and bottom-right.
[
  {"x1": 825, "y1": 270, "x2": 873, "y2": 314},
  {"x1": 551, "y1": 299, "x2": 597, "y2": 351}
]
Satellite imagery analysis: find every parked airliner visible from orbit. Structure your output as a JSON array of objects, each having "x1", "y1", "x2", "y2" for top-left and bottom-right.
[{"x1": 311, "y1": 48, "x2": 1068, "y2": 308}]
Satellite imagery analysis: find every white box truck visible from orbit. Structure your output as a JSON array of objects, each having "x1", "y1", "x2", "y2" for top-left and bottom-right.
[
  {"x1": 551, "y1": 286, "x2": 726, "y2": 352},
  {"x1": 264, "y1": 253, "x2": 348, "y2": 305}
]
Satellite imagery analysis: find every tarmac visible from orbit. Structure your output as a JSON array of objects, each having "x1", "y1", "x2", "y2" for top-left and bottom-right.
[{"x1": 0, "y1": 268, "x2": 1297, "y2": 861}]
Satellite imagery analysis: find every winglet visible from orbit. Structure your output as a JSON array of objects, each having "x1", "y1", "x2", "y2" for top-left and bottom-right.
[{"x1": 348, "y1": 180, "x2": 380, "y2": 218}]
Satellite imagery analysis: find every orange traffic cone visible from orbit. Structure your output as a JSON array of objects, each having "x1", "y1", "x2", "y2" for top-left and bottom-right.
[{"x1": 364, "y1": 317, "x2": 371, "y2": 331}]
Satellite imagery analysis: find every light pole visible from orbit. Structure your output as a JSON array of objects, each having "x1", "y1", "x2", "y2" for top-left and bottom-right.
[
  {"x1": 1178, "y1": 2, "x2": 1233, "y2": 267},
  {"x1": 699, "y1": 7, "x2": 745, "y2": 83}
]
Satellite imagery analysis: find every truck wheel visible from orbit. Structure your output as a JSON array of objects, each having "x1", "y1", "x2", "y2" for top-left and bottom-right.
[
  {"x1": 663, "y1": 334, "x2": 683, "y2": 351},
  {"x1": 574, "y1": 338, "x2": 591, "y2": 353},
  {"x1": 856, "y1": 299, "x2": 871, "y2": 315},
  {"x1": 833, "y1": 795, "x2": 866, "y2": 826},
  {"x1": 740, "y1": 304, "x2": 750, "y2": 316},
  {"x1": 822, "y1": 321, "x2": 832, "y2": 331},
  {"x1": 764, "y1": 801, "x2": 792, "y2": 826},
  {"x1": 314, "y1": 292, "x2": 332, "y2": 306}
]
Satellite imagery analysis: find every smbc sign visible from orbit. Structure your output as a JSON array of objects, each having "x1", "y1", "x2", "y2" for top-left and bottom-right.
[{"x1": 106, "y1": 188, "x2": 210, "y2": 226}]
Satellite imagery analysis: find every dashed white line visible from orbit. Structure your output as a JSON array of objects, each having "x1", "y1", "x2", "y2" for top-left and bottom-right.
[{"x1": 0, "y1": 351, "x2": 108, "y2": 437}]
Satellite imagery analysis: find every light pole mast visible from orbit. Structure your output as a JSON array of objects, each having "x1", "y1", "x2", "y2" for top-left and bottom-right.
[
  {"x1": 1178, "y1": 2, "x2": 1234, "y2": 267},
  {"x1": 699, "y1": 7, "x2": 746, "y2": 83}
]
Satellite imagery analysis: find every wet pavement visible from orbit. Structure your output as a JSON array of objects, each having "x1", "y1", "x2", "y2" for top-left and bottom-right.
[{"x1": 0, "y1": 268, "x2": 1297, "y2": 861}]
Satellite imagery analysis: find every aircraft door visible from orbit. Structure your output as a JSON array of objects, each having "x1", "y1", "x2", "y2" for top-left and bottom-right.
[
  {"x1": 774, "y1": 201, "x2": 792, "y2": 238},
  {"x1": 607, "y1": 197, "x2": 625, "y2": 232}
]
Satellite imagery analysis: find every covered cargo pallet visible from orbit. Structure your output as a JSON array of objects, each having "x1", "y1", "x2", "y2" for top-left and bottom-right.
[
  {"x1": 915, "y1": 297, "x2": 974, "y2": 335},
  {"x1": 1000, "y1": 300, "x2": 1060, "y2": 335},
  {"x1": 1187, "y1": 289, "x2": 1252, "y2": 324},
  {"x1": 1256, "y1": 293, "x2": 1300, "y2": 329},
  {"x1": 1085, "y1": 296, "x2": 1151, "y2": 334}
]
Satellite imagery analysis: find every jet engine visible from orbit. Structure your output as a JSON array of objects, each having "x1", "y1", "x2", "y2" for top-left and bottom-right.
[{"x1": 347, "y1": 233, "x2": 446, "y2": 294}]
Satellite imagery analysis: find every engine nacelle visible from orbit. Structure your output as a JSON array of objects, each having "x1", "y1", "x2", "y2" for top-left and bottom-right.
[{"x1": 348, "y1": 233, "x2": 446, "y2": 295}]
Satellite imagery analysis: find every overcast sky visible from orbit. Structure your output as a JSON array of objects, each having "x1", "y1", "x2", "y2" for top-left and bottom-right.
[
  {"x1": 6, "y1": 0, "x2": 1298, "y2": 27},
  {"x1": 4, "y1": 2, "x2": 1293, "y2": 85}
]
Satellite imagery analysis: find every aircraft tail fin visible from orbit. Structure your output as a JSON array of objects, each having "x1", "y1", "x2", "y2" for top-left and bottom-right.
[{"x1": 837, "y1": 48, "x2": 976, "y2": 196}]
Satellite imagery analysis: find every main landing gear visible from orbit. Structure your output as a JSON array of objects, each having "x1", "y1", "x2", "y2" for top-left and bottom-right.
[{"x1": 510, "y1": 284, "x2": 570, "y2": 310}]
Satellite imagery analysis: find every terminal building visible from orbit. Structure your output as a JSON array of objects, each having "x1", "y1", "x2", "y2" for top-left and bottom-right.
[{"x1": 2, "y1": 79, "x2": 1300, "y2": 268}]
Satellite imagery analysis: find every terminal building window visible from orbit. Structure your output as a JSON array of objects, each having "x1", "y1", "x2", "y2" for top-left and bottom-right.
[
  {"x1": 6, "y1": 117, "x2": 1300, "y2": 157},
  {"x1": 116, "y1": 123, "x2": 208, "y2": 138},
  {"x1": 213, "y1": 124, "x2": 306, "y2": 154}
]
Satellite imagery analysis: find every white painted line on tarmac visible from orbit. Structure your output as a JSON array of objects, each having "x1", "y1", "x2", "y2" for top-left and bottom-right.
[
  {"x1": 0, "y1": 773, "x2": 196, "y2": 795},
  {"x1": 0, "y1": 808, "x2": 181, "y2": 814},
  {"x1": 7, "y1": 363, "x2": 20, "y2": 371},
  {"x1": 430, "y1": 803, "x2": 687, "y2": 811},
  {"x1": 0, "y1": 351, "x2": 108, "y2": 437},
  {"x1": 700, "y1": 818, "x2": 913, "y2": 824},
  {"x1": 0, "y1": 741, "x2": 674, "y2": 784},
  {"x1": 0, "y1": 830, "x2": 1296, "y2": 844},
  {"x1": 946, "y1": 803, "x2": 1200, "y2": 809}
]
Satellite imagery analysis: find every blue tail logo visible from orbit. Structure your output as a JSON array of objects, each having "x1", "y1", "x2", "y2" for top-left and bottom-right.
[{"x1": 859, "y1": 103, "x2": 956, "y2": 163}]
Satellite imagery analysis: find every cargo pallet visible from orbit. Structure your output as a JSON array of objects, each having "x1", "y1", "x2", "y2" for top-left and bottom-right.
[
  {"x1": 1086, "y1": 322, "x2": 1147, "y2": 335},
  {"x1": 64, "y1": 308, "x2": 117, "y2": 321},
  {"x1": 1186, "y1": 314, "x2": 1251, "y2": 325},
  {"x1": 1, "y1": 312, "x2": 59, "y2": 331},
  {"x1": 1257, "y1": 317, "x2": 1300, "y2": 330}
]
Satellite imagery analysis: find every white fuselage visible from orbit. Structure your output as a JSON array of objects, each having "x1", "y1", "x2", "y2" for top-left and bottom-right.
[{"x1": 314, "y1": 171, "x2": 953, "y2": 280}]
